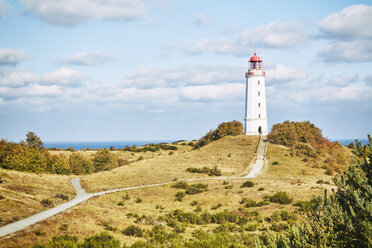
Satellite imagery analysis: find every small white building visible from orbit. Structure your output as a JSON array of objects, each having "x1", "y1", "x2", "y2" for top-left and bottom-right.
[{"x1": 244, "y1": 52, "x2": 268, "y2": 135}]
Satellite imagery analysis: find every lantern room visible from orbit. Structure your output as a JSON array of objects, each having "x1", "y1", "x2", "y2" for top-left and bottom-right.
[{"x1": 249, "y1": 52, "x2": 263, "y2": 70}]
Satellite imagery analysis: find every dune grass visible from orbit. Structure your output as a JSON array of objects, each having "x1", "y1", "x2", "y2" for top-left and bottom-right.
[
  {"x1": 0, "y1": 169, "x2": 75, "y2": 227},
  {"x1": 81, "y1": 135, "x2": 259, "y2": 193}
]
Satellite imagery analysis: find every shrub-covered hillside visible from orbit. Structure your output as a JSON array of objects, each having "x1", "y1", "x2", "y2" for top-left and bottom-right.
[
  {"x1": 193, "y1": 120, "x2": 244, "y2": 149},
  {"x1": 268, "y1": 121, "x2": 352, "y2": 175}
]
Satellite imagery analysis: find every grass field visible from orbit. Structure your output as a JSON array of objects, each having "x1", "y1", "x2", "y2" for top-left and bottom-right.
[
  {"x1": 0, "y1": 169, "x2": 75, "y2": 228},
  {"x1": 0, "y1": 135, "x2": 344, "y2": 247},
  {"x1": 81, "y1": 135, "x2": 259, "y2": 192},
  {"x1": 0, "y1": 175, "x2": 334, "y2": 247}
]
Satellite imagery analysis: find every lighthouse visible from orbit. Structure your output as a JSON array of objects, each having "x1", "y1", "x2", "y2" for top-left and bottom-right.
[{"x1": 244, "y1": 52, "x2": 268, "y2": 135}]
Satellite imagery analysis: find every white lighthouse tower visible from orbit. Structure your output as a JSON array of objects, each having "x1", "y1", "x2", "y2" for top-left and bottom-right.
[{"x1": 244, "y1": 52, "x2": 268, "y2": 135}]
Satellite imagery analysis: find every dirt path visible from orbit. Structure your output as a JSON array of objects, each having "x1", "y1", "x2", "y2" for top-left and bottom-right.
[{"x1": 0, "y1": 138, "x2": 268, "y2": 238}]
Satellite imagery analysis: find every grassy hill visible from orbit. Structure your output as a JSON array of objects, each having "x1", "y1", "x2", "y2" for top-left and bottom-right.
[
  {"x1": 81, "y1": 135, "x2": 259, "y2": 192},
  {"x1": 0, "y1": 134, "x2": 347, "y2": 248}
]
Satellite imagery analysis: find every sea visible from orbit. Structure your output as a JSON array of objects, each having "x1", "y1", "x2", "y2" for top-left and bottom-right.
[
  {"x1": 44, "y1": 140, "x2": 175, "y2": 150},
  {"x1": 330, "y1": 139, "x2": 368, "y2": 146},
  {"x1": 43, "y1": 139, "x2": 369, "y2": 150}
]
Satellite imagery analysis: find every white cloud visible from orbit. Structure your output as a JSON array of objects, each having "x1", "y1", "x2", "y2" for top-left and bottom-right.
[
  {"x1": 192, "y1": 13, "x2": 211, "y2": 26},
  {"x1": 19, "y1": 0, "x2": 146, "y2": 26},
  {"x1": 63, "y1": 51, "x2": 115, "y2": 65},
  {"x1": 179, "y1": 21, "x2": 308, "y2": 57},
  {"x1": 0, "y1": 49, "x2": 27, "y2": 66},
  {"x1": 318, "y1": 4, "x2": 372, "y2": 39},
  {"x1": 182, "y1": 38, "x2": 249, "y2": 56},
  {"x1": 40, "y1": 68, "x2": 86, "y2": 86},
  {"x1": 180, "y1": 83, "x2": 243, "y2": 101},
  {"x1": 0, "y1": 0, "x2": 11, "y2": 18},
  {"x1": 318, "y1": 40, "x2": 372, "y2": 63},
  {"x1": 328, "y1": 74, "x2": 358, "y2": 87},
  {"x1": 0, "y1": 70, "x2": 36, "y2": 86},
  {"x1": 122, "y1": 64, "x2": 244, "y2": 88},
  {"x1": 239, "y1": 21, "x2": 309, "y2": 48},
  {"x1": 317, "y1": 5, "x2": 372, "y2": 63},
  {"x1": 266, "y1": 64, "x2": 307, "y2": 83}
]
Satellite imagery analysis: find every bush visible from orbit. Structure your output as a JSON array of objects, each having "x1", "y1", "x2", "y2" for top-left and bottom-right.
[
  {"x1": 34, "y1": 229, "x2": 46, "y2": 236},
  {"x1": 171, "y1": 180, "x2": 188, "y2": 189},
  {"x1": 185, "y1": 183, "x2": 208, "y2": 195},
  {"x1": 92, "y1": 148, "x2": 117, "y2": 172},
  {"x1": 265, "y1": 191, "x2": 293, "y2": 204},
  {"x1": 240, "y1": 180, "x2": 254, "y2": 188},
  {"x1": 271, "y1": 161, "x2": 279, "y2": 165},
  {"x1": 240, "y1": 198, "x2": 269, "y2": 208},
  {"x1": 135, "y1": 197, "x2": 142, "y2": 203},
  {"x1": 41, "y1": 198, "x2": 53, "y2": 207},
  {"x1": 193, "y1": 120, "x2": 243, "y2": 149},
  {"x1": 81, "y1": 232, "x2": 121, "y2": 248},
  {"x1": 175, "y1": 191, "x2": 185, "y2": 201},
  {"x1": 186, "y1": 166, "x2": 222, "y2": 176},
  {"x1": 211, "y1": 203, "x2": 223, "y2": 210},
  {"x1": 55, "y1": 193, "x2": 69, "y2": 201},
  {"x1": 122, "y1": 225, "x2": 144, "y2": 237},
  {"x1": 69, "y1": 153, "x2": 93, "y2": 175}
]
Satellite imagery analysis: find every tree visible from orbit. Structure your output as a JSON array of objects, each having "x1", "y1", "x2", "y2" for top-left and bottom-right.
[
  {"x1": 26, "y1": 131, "x2": 44, "y2": 149},
  {"x1": 92, "y1": 148, "x2": 117, "y2": 172},
  {"x1": 255, "y1": 135, "x2": 372, "y2": 248},
  {"x1": 69, "y1": 153, "x2": 93, "y2": 175}
]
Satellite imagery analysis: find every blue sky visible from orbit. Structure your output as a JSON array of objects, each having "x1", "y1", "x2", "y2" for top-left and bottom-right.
[{"x1": 0, "y1": 0, "x2": 371, "y2": 142}]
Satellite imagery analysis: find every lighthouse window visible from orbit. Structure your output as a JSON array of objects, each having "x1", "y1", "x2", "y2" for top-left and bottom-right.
[
  {"x1": 258, "y1": 91, "x2": 260, "y2": 96},
  {"x1": 258, "y1": 103, "x2": 261, "y2": 107},
  {"x1": 259, "y1": 114, "x2": 261, "y2": 119},
  {"x1": 258, "y1": 80, "x2": 260, "y2": 85}
]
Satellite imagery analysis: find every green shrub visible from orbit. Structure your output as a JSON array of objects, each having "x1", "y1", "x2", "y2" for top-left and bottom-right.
[
  {"x1": 190, "y1": 200, "x2": 199, "y2": 206},
  {"x1": 59, "y1": 224, "x2": 69, "y2": 231},
  {"x1": 170, "y1": 180, "x2": 188, "y2": 189},
  {"x1": 34, "y1": 229, "x2": 46, "y2": 236},
  {"x1": 211, "y1": 203, "x2": 223, "y2": 210},
  {"x1": 265, "y1": 191, "x2": 293, "y2": 204},
  {"x1": 101, "y1": 221, "x2": 118, "y2": 231},
  {"x1": 272, "y1": 161, "x2": 279, "y2": 165},
  {"x1": 135, "y1": 197, "x2": 142, "y2": 203},
  {"x1": 185, "y1": 183, "x2": 208, "y2": 195},
  {"x1": 81, "y1": 232, "x2": 121, "y2": 248},
  {"x1": 240, "y1": 180, "x2": 254, "y2": 188},
  {"x1": 122, "y1": 225, "x2": 144, "y2": 237},
  {"x1": 55, "y1": 193, "x2": 69, "y2": 201},
  {"x1": 257, "y1": 187, "x2": 265, "y2": 191},
  {"x1": 240, "y1": 198, "x2": 269, "y2": 208},
  {"x1": 123, "y1": 192, "x2": 131, "y2": 200},
  {"x1": 175, "y1": 191, "x2": 185, "y2": 201},
  {"x1": 41, "y1": 198, "x2": 53, "y2": 207}
]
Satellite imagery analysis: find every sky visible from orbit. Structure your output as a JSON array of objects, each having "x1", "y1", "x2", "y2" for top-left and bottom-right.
[{"x1": 0, "y1": 0, "x2": 371, "y2": 142}]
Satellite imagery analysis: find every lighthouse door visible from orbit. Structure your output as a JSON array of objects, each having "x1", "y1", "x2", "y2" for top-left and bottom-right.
[{"x1": 258, "y1": 126, "x2": 262, "y2": 134}]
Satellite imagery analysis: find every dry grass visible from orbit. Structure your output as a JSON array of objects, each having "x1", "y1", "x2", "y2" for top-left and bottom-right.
[
  {"x1": 259, "y1": 143, "x2": 334, "y2": 183},
  {"x1": 0, "y1": 136, "x2": 342, "y2": 247},
  {"x1": 0, "y1": 169, "x2": 75, "y2": 227},
  {"x1": 82, "y1": 135, "x2": 259, "y2": 192},
  {"x1": 0, "y1": 176, "x2": 334, "y2": 247}
]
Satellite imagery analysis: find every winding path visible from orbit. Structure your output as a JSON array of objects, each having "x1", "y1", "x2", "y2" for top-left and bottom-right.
[{"x1": 0, "y1": 137, "x2": 267, "y2": 238}]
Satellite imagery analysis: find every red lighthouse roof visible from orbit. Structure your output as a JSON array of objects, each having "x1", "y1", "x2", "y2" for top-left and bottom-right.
[{"x1": 249, "y1": 52, "x2": 262, "y2": 62}]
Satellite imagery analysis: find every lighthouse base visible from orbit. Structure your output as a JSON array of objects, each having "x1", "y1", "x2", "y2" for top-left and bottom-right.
[{"x1": 244, "y1": 118, "x2": 268, "y2": 136}]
